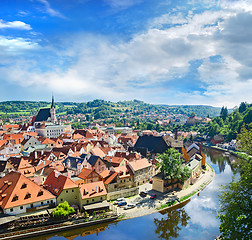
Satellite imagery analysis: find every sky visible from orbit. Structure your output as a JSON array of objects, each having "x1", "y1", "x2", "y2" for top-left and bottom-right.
[{"x1": 0, "y1": 0, "x2": 252, "y2": 107}]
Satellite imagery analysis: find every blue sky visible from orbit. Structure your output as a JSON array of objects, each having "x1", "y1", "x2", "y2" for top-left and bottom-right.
[{"x1": 0, "y1": 0, "x2": 252, "y2": 107}]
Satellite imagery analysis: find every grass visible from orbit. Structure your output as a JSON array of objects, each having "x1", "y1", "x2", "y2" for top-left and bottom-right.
[
  {"x1": 157, "y1": 200, "x2": 179, "y2": 210},
  {"x1": 118, "y1": 214, "x2": 125, "y2": 219},
  {"x1": 179, "y1": 190, "x2": 198, "y2": 202}
]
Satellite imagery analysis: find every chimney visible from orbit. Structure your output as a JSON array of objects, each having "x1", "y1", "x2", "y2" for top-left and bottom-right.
[
  {"x1": 35, "y1": 151, "x2": 38, "y2": 159},
  {"x1": 95, "y1": 186, "x2": 98, "y2": 192},
  {"x1": 175, "y1": 127, "x2": 178, "y2": 140},
  {"x1": 98, "y1": 186, "x2": 101, "y2": 192},
  {"x1": 55, "y1": 170, "x2": 59, "y2": 178}
]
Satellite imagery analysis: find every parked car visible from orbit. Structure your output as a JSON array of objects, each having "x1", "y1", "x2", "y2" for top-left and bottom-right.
[
  {"x1": 118, "y1": 201, "x2": 127, "y2": 206},
  {"x1": 150, "y1": 194, "x2": 157, "y2": 199},
  {"x1": 124, "y1": 204, "x2": 136, "y2": 210},
  {"x1": 149, "y1": 179, "x2": 153, "y2": 184},
  {"x1": 113, "y1": 198, "x2": 126, "y2": 205},
  {"x1": 140, "y1": 191, "x2": 147, "y2": 197}
]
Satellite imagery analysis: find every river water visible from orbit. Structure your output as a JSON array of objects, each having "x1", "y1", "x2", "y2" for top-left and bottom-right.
[{"x1": 31, "y1": 148, "x2": 238, "y2": 240}]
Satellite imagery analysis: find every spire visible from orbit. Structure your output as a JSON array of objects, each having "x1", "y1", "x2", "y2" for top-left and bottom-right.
[{"x1": 51, "y1": 95, "x2": 55, "y2": 108}]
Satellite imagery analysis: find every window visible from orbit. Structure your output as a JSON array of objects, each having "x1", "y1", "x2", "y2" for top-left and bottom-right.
[
  {"x1": 21, "y1": 183, "x2": 27, "y2": 189},
  {"x1": 30, "y1": 204, "x2": 33, "y2": 208},
  {"x1": 20, "y1": 206, "x2": 23, "y2": 210},
  {"x1": 10, "y1": 208, "x2": 13, "y2": 212},
  {"x1": 25, "y1": 193, "x2": 31, "y2": 199},
  {"x1": 47, "y1": 201, "x2": 49, "y2": 204},
  {"x1": 92, "y1": 199, "x2": 94, "y2": 202},
  {"x1": 100, "y1": 197, "x2": 103, "y2": 200},
  {"x1": 37, "y1": 190, "x2": 43, "y2": 196},
  {"x1": 51, "y1": 200, "x2": 53, "y2": 204},
  {"x1": 12, "y1": 195, "x2": 18, "y2": 202},
  {"x1": 61, "y1": 199, "x2": 63, "y2": 202},
  {"x1": 72, "y1": 190, "x2": 74, "y2": 192},
  {"x1": 66, "y1": 190, "x2": 68, "y2": 193},
  {"x1": 87, "y1": 200, "x2": 89, "y2": 204},
  {"x1": 41, "y1": 202, "x2": 43, "y2": 205}
]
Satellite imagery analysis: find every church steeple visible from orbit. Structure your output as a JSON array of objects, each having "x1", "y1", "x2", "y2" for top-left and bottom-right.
[
  {"x1": 51, "y1": 95, "x2": 55, "y2": 109},
  {"x1": 50, "y1": 95, "x2": 57, "y2": 123}
]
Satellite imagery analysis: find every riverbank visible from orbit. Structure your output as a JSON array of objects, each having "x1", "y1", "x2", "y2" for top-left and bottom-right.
[
  {"x1": 115, "y1": 163, "x2": 215, "y2": 220},
  {"x1": 0, "y1": 215, "x2": 118, "y2": 240}
]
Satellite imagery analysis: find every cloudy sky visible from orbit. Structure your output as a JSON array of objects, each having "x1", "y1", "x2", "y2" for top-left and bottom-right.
[{"x1": 1, "y1": 0, "x2": 252, "y2": 107}]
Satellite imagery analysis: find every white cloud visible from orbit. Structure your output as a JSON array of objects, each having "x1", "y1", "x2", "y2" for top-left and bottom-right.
[
  {"x1": 1, "y1": 1, "x2": 252, "y2": 105},
  {"x1": 0, "y1": 36, "x2": 38, "y2": 52},
  {"x1": 36, "y1": 0, "x2": 65, "y2": 18},
  {"x1": 0, "y1": 20, "x2": 31, "y2": 30}
]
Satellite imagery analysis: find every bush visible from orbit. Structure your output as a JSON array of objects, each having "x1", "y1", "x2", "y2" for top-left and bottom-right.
[{"x1": 52, "y1": 201, "x2": 75, "y2": 218}]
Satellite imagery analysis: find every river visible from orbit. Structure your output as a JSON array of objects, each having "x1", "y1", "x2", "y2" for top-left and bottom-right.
[{"x1": 29, "y1": 148, "x2": 239, "y2": 240}]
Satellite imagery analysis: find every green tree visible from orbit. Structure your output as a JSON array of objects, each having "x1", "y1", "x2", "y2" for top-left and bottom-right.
[
  {"x1": 237, "y1": 125, "x2": 252, "y2": 155},
  {"x1": 157, "y1": 148, "x2": 191, "y2": 182},
  {"x1": 218, "y1": 126, "x2": 252, "y2": 239},
  {"x1": 52, "y1": 201, "x2": 75, "y2": 218}
]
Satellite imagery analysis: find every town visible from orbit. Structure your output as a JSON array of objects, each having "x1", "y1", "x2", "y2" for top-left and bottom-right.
[{"x1": 0, "y1": 97, "x2": 215, "y2": 236}]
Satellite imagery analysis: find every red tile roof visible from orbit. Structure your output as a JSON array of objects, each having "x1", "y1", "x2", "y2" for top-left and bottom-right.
[
  {"x1": 43, "y1": 170, "x2": 78, "y2": 196},
  {"x1": 79, "y1": 181, "x2": 107, "y2": 200},
  {"x1": 0, "y1": 171, "x2": 56, "y2": 209}
]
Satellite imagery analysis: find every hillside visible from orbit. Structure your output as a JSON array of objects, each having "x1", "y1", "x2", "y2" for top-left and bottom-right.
[{"x1": 0, "y1": 99, "x2": 221, "y2": 119}]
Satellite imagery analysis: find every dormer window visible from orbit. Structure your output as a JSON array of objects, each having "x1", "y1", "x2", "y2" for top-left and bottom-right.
[
  {"x1": 12, "y1": 195, "x2": 18, "y2": 202},
  {"x1": 21, "y1": 183, "x2": 27, "y2": 189},
  {"x1": 25, "y1": 192, "x2": 31, "y2": 199},
  {"x1": 37, "y1": 190, "x2": 43, "y2": 196}
]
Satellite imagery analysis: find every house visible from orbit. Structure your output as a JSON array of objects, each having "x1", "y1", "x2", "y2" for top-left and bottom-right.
[
  {"x1": 211, "y1": 134, "x2": 224, "y2": 145},
  {"x1": 80, "y1": 154, "x2": 107, "y2": 174},
  {"x1": 127, "y1": 158, "x2": 152, "y2": 186},
  {"x1": 152, "y1": 172, "x2": 181, "y2": 193},
  {"x1": 0, "y1": 171, "x2": 56, "y2": 215},
  {"x1": 78, "y1": 181, "x2": 107, "y2": 207},
  {"x1": 131, "y1": 135, "x2": 170, "y2": 157},
  {"x1": 43, "y1": 170, "x2": 79, "y2": 206},
  {"x1": 63, "y1": 156, "x2": 88, "y2": 177},
  {"x1": 104, "y1": 156, "x2": 128, "y2": 168},
  {"x1": 0, "y1": 160, "x2": 15, "y2": 177},
  {"x1": 8, "y1": 157, "x2": 35, "y2": 179},
  {"x1": 78, "y1": 168, "x2": 101, "y2": 184},
  {"x1": 21, "y1": 136, "x2": 42, "y2": 151}
]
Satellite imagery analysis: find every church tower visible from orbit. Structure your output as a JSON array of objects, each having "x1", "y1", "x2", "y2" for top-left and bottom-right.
[{"x1": 50, "y1": 96, "x2": 57, "y2": 123}]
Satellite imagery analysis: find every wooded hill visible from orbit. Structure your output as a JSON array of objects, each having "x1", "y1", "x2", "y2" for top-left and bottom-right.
[{"x1": 0, "y1": 99, "x2": 221, "y2": 119}]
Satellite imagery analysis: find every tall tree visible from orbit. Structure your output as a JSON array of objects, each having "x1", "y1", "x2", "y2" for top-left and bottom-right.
[
  {"x1": 157, "y1": 148, "x2": 191, "y2": 182},
  {"x1": 218, "y1": 126, "x2": 252, "y2": 239}
]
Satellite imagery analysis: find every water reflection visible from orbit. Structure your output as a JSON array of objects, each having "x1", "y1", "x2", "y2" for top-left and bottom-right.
[
  {"x1": 203, "y1": 147, "x2": 238, "y2": 173},
  {"x1": 27, "y1": 148, "x2": 239, "y2": 240},
  {"x1": 154, "y1": 203, "x2": 190, "y2": 240}
]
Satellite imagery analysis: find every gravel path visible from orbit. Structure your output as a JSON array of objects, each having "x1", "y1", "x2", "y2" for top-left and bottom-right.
[{"x1": 114, "y1": 163, "x2": 215, "y2": 220}]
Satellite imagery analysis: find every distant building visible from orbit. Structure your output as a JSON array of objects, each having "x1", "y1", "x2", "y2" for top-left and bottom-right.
[{"x1": 33, "y1": 97, "x2": 67, "y2": 138}]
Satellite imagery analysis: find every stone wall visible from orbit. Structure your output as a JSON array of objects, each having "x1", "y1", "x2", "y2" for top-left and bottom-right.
[{"x1": 107, "y1": 187, "x2": 139, "y2": 201}]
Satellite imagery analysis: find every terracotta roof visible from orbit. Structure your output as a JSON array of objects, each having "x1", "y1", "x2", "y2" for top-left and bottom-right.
[
  {"x1": 79, "y1": 181, "x2": 107, "y2": 200},
  {"x1": 114, "y1": 165, "x2": 133, "y2": 179},
  {"x1": 43, "y1": 171, "x2": 78, "y2": 196},
  {"x1": 90, "y1": 147, "x2": 105, "y2": 158},
  {"x1": 104, "y1": 172, "x2": 118, "y2": 185},
  {"x1": 78, "y1": 168, "x2": 93, "y2": 179},
  {"x1": 127, "y1": 158, "x2": 151, "y2": 172},
  {"x1": 0, "y1": 171, "x2": 56, "y2": 209},
  {"x1": 104, "y1": 156, "x2": 126, "y2": 167}
]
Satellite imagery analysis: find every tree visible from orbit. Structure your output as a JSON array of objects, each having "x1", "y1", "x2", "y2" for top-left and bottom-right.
[
  {"x1": 237, "y1": 125, "x2": 252, "y2": 155},
  {"x1": 220, "y1": 106, "x2": 228, "y2": 121},
  {"x1": 238, "y1": 102, "x2": 247, "y2": 113},
  {"x1": 218, "y1": 126, "x2": 252, "y2": 239},
  {"x1": 218, "y1": 157, "x2": 252, "y2": 239},
  {"x1": 52, "y1": 201, "x2": 75, "y2": 218},
  {"x1": 157, "y1": 148, "x2": 191, "y2": 182}
]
